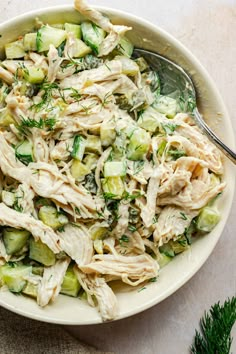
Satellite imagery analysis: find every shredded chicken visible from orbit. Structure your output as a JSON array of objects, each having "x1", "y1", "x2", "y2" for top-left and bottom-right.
[
  {"x1": 0, "y1": 66, "x2": 14, "y2": 84},
  {"x1": 0, "y1": 203, "x2": 61, "y2": 253},
  {"x1": 37, "y1": 257, "x2": 70, "y2": 307},
  {"x1": 58, "y1": 223, "x2": 93, "y2": 266},
  {"x1": 141, "y1": 166, "x2": 163, "y2": 227},
  {"x1": 80, "y1": 254, "x2": 159, "y2": 286},
  {"x1": 74, "y1": 267, "x2": 118, "y2": 321},
  {"x1": 47, "y1": 45, "x2": 63, "y2": 83},
  {"x1": 153, "y1": 206, "x2": 198, "y2": 246}
]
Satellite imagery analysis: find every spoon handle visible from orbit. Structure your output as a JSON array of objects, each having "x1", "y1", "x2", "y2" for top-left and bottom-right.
[{"x1": 193, "y1": 108, "x2": 236, "y2": 165}]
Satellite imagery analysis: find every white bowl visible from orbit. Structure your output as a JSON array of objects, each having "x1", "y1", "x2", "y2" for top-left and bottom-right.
[{"x1": 0, "y1": 6, "x2": 235, "y2": 325}]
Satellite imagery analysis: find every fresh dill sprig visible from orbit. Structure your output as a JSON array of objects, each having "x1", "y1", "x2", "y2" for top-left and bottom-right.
[
  {"x1": 18, "y1": 117, "x2": 56, "y2": 134},
  {"x1": 191, "y1": 296, "x2": 236, "y2": 354},
  {"x1": 30, "y1": 82, "x2": 60, "y2": 112}
]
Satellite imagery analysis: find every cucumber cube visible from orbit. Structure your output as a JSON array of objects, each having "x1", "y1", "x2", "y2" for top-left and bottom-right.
[
  {"x1": 24, "y1": 33, "x2": 37, "y2": 51},
  {"x1": 15, "y1": 140, "x2": 34, "y2": 165},
  {"x1": 22, "y1": 282, "x2": 38, "y2": 298},
  {"x1": 29, "y1": 238, "x2": 56, "y2": 266},
  {"x1": 71, "y1": 135, "x2": 86, "y2": 161},
  {"x1": 5, "y1": 40, "x2": 26, "y2": 59},
  {"x1": 153, "y1": 95, "x2": 178, "y2": 118},
  {"x1": 104, "y1": 161, "x2": 126, "y2": 177},
  {"x1": 65, "y1": 23, "x2": 81, "y2": 39},
  {"x1": 137, "y1": 107, "x2": 164, "y2": 132},
  {"x1": 71, "y1": 160, "x2": 90, "y2": 182},
  {"x1": 38, "y1": 206, "x2": 68, "y2": 230},
  {"x1": 36, "y1": 25, "x2": 67, "y2": 52},
  {"x1": 196, "y1": 207, "x2": 220, "y2": 232},
  {"x1": 73, "y1": 39, "x2": 92, "y2": 58},
  {"x1": 115, "y1": 36, "x2": 134, "y2": 58},
  {"x1": 157, "y1": 253, "x2": 172, "y2": 268},
  {"x1": 100, "y1": 123, "x2": 116, "y2": 147},
  {"x1": 23, "y1": 66, "x2": 45, "y2": 84},
  {"x1": 81, "y1": 21, "x2": 106, "y2": 55},
  {"x1": 2, "y1": 264, "x2": 32, "y2": 293},
  {"x1": 60, "y1": 266, "x2": 81, "y2": 297},
  {"x1": 3, "y1": 228, "x2": 30, "y2": 255},
  {"x1": 115, "y1": 55, "x2": 139, "y2": 76},
  {"x1": 83, "y1": 153, "x2": 98, "y2": 170},
  {"x1": 85, "y1": 135, "x2": 102, "y2": 154},
  {"x1": 102, "y1": 176, "x2": 125, "y2": 199},
  {"x1": 127, "y1": 128, "x2": 151, "y2": 160},
  {"x1": 0, "y1": 108, "x2": 15, "y2": 127}
]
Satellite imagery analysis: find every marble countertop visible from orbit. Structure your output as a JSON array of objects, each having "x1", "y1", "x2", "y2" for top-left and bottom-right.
[{"x1": 1, "y1": 1, "x2": 236, "y2": 353}]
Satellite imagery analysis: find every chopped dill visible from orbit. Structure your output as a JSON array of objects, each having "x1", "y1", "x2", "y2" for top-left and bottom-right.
[{"x1": 180, "y1": 212, "x2": 188, "y2": 220}]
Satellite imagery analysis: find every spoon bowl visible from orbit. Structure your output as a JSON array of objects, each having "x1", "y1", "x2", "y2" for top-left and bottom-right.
[{"x1": 133, "y1": 48, "x2": 236, "y2": 164}]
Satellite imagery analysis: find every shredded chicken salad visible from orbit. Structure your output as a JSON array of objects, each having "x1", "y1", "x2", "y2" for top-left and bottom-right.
[{"x1": 0, "y1": 0, "x2": 225, "y2": 321}]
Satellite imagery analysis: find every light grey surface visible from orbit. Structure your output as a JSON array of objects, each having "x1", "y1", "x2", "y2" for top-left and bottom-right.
[{"x1": 1, "y1": 1, "x2": 236, "y2": 353}]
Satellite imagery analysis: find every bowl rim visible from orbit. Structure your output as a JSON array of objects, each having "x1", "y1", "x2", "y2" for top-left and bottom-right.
[{"x1": 0, "y1": 4, "x2": 235, "y2": 325}]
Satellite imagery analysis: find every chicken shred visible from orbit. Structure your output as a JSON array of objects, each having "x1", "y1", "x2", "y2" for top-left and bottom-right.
[
  {"x1": 37, "y1": 257, "x2": 70, "y2": 307},
  {"x1": 74, "y1": 267, "x2": 118, "y2": 321}
]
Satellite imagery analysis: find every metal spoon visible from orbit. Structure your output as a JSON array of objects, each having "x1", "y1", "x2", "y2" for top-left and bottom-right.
[{"x1": 133, "y1": 48, "x2": 236, "y2": 164}]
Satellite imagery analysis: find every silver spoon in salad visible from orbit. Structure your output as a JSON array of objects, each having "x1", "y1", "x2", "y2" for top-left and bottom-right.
[{"x1": 133, "y1": 49, "x2": 236, "y2": 165}]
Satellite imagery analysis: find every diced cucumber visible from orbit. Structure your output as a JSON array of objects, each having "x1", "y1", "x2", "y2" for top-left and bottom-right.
[
  {"x1": 93, "y1": 239, "x2": 103, "y2": 254},
  {"x1": 23, "y1": 66, "x2": 45, "y2": 84},
  {"x1": 196, "y1": 207, "x2": 220, "y2": 232},
  {"x1": 5, "y1": 40, "x2": 26, "y2": 59},
  {"x1": 159, "y1": 243, "x2": 175, "y2": 258},
  {"x1": 3, "y1": 228, "x2": 30, "y2": 255},
  {"x1": 83, "y1": 153, "x2": 98, "y2": 170},
  {"x1": 71, "y1": 135, "x2": 86, "y2": 161},
  {"x1": 85, "y1": 135, "x2": 102, "y2": 154},
  {"x1": 153, "y1": 95, "x2": 178, "y2": 118},
  {"x1": 22, "y1": 281, "x2": 38, "y2": 298},
  {"x1": 115, "y1": 56, "x2": 139, "y2": 76},
  {"x1": 36, "y1": 25, "x2": 67, "y2": 52},
  {"x1": 23, "y1": 33, "x2": 37, "y2": 51},
  {"x1": 1, "y1": 264, "x2": 32, "y2": 293},
  {"x1": 35, "y1": 198, "x2": 53, "y2": 209},
  {"x1": 137, "y1": 107, "x2": 164, "y2": 132},
  {"x1": 0, "y1": 107, "x2": 15, "y2": 127},
  {"x1": 102, "y1": 176, "x2": 125, "y2": 199},
  {"x1": 1, "y1": 191, "x2": 15, "y2": 207},
  {"x1": 29, "y1": 238, "x2": 56, "y2": 266},
  {"x1": 15, "y1": 140, "x2": 34, "y2": 166},
  {"x1": 60, "y1": 266, "x2": 81, "y2": 297},
  {"x1": 90, "y1": 225, "x2": 108, "y2": 240},
  {"x1": 100, "y1": 122, "x2": 116, "y2": 147},
  {"x1": 71, "y1": 160, "x2": 90, "y2": 182},
  {"x1": 127, "y1": 128, "x2": 151, "y2": 160},
  {"x1": 38, "y1": 205, "x2": 68, "y2": 230},
  {"x1": 73, "y1": 39, "x2": 92, "y2": 58},
  {"x1": 81, "y1": 21, "x2": 106, "y2": 55},
  {"x1": 65, "y1": 23, "x2": 81, "y2": 39},
  {"x1": 32, "y1": 266, "x2": 44, "y2": 276},
  {"x1": 157, "y1": 253, "x2": 172, "y2": 268},
  {"x1": 115, "y1": 36, "x2": 134, "y2": 58},
  {"x1": 169, "y1": 239, "x2": 189, "y2": 254},
  {"x1": 104, "y1": 161, "x2": 126, "y2": 177}
]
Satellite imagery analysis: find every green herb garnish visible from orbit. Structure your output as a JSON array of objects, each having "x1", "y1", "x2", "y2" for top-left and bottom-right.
[{"x1": 191, "y1": 297, "x2": 236, "y2": 354}]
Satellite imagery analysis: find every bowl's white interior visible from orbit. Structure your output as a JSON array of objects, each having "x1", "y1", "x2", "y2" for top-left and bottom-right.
[{"x1": 0, "y1": 6, "x2": 234, "y2": 325}]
